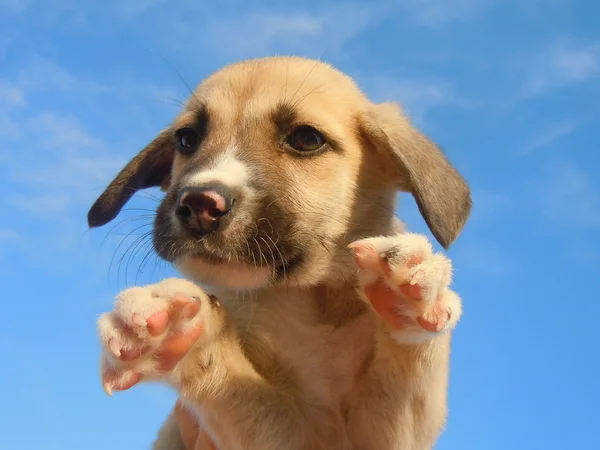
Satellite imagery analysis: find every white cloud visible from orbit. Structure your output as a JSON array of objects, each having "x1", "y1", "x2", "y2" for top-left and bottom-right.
[
  {"x1": 450, "y1": 235, "x2": 516, "y2": 277},
  {"x1": 522, "y1": 120, "x2": 578, "y2": 154},
  {"x1": 0, "y1": 79, "x2": 25, "y2": 138},
  {"x1": 0, "y1": 0, "x2": 28, "y2": 14},
  {"x1": 183, "y1": 2, "x2": 383, "y2": 58},
  {"x1": 16, "y1": 56, "x2": 105, "y2": 93},
  {"x1": 0, "y1": 79, "x2": 26, "y2": 106},
  {"x1": 469, "y1": 188, "x2": 512, "y2": 223},
  {"x1": 0, "y1": 228, "x2": 20, "y2": 242},
  {"x1": 112, "y1": 78, "x2": 184, "y2": 110},
  {"x1": 0, "y1": 0, "x2": 89, "y2": 27},
  {"x1": 8, "y1": 193, "x2": 72, "y2": 214},
  {"x1": 5, "y1": 112, "x2": 126, "y2": 214},
  {"x1": 0, "y1": 37, "x2": 12, "y2": 57},
  {"x1": 0, "y1": 228, "x2": 22, "y2": 259},
  {"x1": 250, "y1": 14, "x2": 323, "y2": 38},
  {"x1": 537, "y1": 163, "x2": 600, "y2": 229},
  {"x1": 115, "y1": 0, "x2": 167, "y2": 17},
  {"x1": 364, "y1": 76, "x2": 469, "y2": 125},
  {"x1": 0, "y1": 57, "x2": 180, "y2": 220},
  {"x1": 0, "y1": 60, "x2": 128, "y2": 217},
  {"x1": 32, "y1": 112, "x2": 106, "y2": 151},
  {"x1": 193, "y1": 0, "x2": 492, "y2": 58},
  {"x1": 0, "y1": 114, "x2": 20, "y2": 139},
  {"x1": 523, "y1": 38, "x2": 600, "y2": 97},
  {"x1": 399, "y1": 0, "x2": 494, "y2": 27}
]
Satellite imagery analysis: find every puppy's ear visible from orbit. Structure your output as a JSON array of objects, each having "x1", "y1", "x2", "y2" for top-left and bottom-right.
[
  {"x1": 360, "y1": 102, "x2": 471, "y2": 249},
  {"x1": 87, "y1": 128, "x2": 174, "y2": 228}
]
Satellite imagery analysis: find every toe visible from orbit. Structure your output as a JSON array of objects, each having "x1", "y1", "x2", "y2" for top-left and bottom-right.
[
  {"x1": 119, "y1": 346, "x2": 148, "y2": 362},
  {"x1": 114, "y1": 287, "x2": 170, "y2": 336},
  {"x1": 147, "y1": 311, "x2": 169, "y2": 336},
  {"x1": 398, "y1": 283, "x2": 422, "y2": 300},
  {"x1": 416, "y1": 315, "x2": 442, "y2": 333},
  {"x1": 167, "y1": 294, "x2": 201, "y2": 330},
  {"x1": 102, "y1": 367, "x2": 142, "y2": 395},
  {"x1": 417, "y1": 302, "x2": 451, "y2": 332},
  {"x1": 99, "y1": 314, "x2": 145, "y2": 362},
  {"x1": 349, "y1": 241, "x2": 381, "y2": 272},
  {"x1": 156, "y1": 321, "x2": 204, "y2": 373}
]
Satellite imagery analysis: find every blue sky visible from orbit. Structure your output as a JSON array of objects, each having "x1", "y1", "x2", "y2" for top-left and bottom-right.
[{"x1": 1, "y1": 0, "x2": 599, "y2": 448}]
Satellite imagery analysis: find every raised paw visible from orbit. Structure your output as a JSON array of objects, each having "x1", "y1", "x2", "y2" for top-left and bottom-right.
[
  {"x1": 349, "y1": 233, "x2": 462, "y2": 343},
  {"x1": 97, "y1": 278, "x2": 223, "y2": 395}
]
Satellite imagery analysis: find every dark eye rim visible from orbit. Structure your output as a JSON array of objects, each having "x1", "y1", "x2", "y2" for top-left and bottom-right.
[
  {"x1": 175, "y1": 127, "x2": 200, "y2": 155},
  {"x1": 284, "y1": 125, "x2": 328, "y2": 155}
]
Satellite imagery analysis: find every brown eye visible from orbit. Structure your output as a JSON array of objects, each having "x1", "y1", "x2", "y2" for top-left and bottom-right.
[
  {"x1": 176, "y1": 128, "x2": 199, "y2": 155},
  {"x1": 286, "y1": 126, "x2": 325, "y2": 153}
]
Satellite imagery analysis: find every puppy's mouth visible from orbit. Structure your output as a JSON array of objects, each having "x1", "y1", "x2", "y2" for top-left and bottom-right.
[
  {"x1": 178, "y1": 239, "x2": 302, "y2": 273},
  {"x1": 162, "y1": 239, "x2": 304, "y2": 287},
  {"x1": 153, "y1": 217, "x2": 304, "y2": 279}
]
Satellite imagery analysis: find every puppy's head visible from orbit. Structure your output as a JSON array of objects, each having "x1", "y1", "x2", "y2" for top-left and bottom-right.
[{"x1": 88, "y1": 57, "x2": 471, "y2": 290}]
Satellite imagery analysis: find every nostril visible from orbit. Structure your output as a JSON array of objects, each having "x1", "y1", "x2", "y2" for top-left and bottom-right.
[
  {"x1": 198, "y1": 191, "x2": 229, "y2": 216},
  {"x1": 175, "y1": 204, "x2": 193, "y2": 219},
  {"x1": 208, "y1": 206, "x2": 228, "y2": 218}
]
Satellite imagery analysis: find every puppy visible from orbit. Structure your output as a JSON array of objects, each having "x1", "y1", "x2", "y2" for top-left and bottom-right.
[{"x1": 89, "y1": 56, "x2": 471, "y2": 450}]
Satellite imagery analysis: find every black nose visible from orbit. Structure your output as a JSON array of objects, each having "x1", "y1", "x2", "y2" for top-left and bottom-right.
[{"x1": 175, "y1": 183, "x2": 235, "y2": 234}]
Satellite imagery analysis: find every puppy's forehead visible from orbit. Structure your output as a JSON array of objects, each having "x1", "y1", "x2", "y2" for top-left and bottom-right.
[{"x1": 183, "y1": 57, "x2": 368, "y2": 123}]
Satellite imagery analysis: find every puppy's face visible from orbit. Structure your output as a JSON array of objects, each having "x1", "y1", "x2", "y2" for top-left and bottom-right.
[{"x1": 88, "y1": 57, "x2": 471, "y2": 290}]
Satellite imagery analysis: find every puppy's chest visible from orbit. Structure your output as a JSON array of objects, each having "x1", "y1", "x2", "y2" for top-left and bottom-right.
[{"x1": 225, "y1": 288, "x2": 376, "y2": 400}]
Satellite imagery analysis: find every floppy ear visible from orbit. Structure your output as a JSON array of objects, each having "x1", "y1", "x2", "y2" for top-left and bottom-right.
[
  {"x1": 87, "y1": 128, "x2": 174, "y2": 228},
  {"x1": 360, "y1": 102, "x2": 472, "y2": 249}
]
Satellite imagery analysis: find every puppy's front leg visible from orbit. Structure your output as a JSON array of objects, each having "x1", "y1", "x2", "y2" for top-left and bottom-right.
[
  {"x1": 97, "y1": 278, "x2": 318, "y2": 450},
  {"x1": 348, "y1": 233, "x2": 462, "y2": 448}
]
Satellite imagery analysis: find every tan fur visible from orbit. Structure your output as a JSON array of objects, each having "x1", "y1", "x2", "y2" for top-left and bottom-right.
[{"x1": 89, "y1": 56, "x2": 472, "y2": 450}]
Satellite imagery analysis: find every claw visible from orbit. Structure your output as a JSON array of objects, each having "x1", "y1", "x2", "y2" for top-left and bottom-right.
[
  {"x1": 132, "y1": 313, "x2": 147, "y2": 327},
  {"x1": 409, "y1": 269, "x2": 424, "y2": 286},
  {"x1": 109, "y1": 338, "x2": 122, "y2": 357},
  {"x1": 102, "y1": 381, "x2": 113, "y2": 397},
  {"x1": 102, "y1": 369, "x2": 142, "y2": 396},
  {"x1": 417, "y1": 315, "x2": 442, "y2": 333}
]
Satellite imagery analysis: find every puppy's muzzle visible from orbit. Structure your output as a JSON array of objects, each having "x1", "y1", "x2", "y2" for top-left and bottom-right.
[{"x1": 175, "y1": 182, "x2": 235, "y2": 235}]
